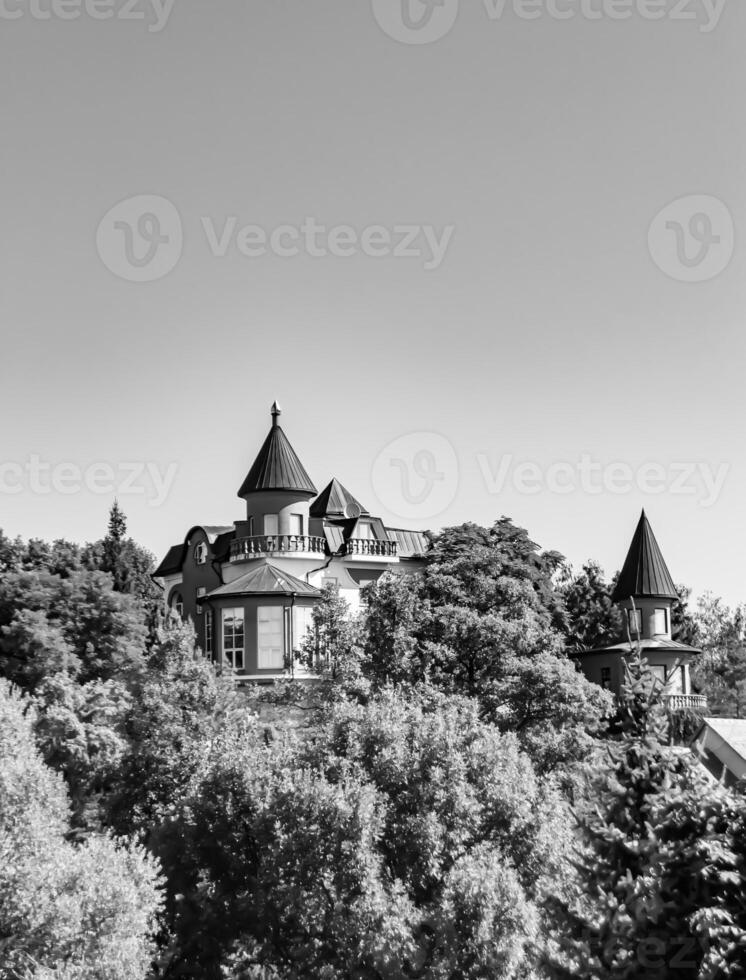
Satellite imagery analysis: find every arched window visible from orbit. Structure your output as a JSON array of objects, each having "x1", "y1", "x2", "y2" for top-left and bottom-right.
[
  {"x1": 194, "y1": 542, "x2": 208, "y2": 565},
  {"x1": 170, "y1": 591, "x2": 184, "y2": 619}
]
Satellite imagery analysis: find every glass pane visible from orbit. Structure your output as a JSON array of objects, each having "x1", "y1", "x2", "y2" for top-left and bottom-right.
[
  {"x1": 258, "y1": 606, "x2": 285, "y2": 668},
  {"x1": 264, "y1": 514, "x2": 279, "y2": 535}
]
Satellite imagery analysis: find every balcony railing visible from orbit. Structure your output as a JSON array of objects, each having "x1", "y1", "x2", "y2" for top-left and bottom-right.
[
  {"x1": 343, "y1": 538, "x2": 398, "y2": 558},
  {"x1": 230, "y1": 534, "x2": 326, "y2": 562},
  {"x1": 664, "y1": 694, "x2": 708, "y2": 713}
]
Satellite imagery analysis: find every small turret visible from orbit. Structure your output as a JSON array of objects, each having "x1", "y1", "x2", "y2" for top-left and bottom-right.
[{"x1": 613, "y1": 510, "x2": 677, "y2": 640}]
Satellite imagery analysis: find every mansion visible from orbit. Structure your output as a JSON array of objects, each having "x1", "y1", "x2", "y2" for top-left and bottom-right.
[
  {"x1": 155, "y1": 403, "x2": 704, "y2": 711},
  {"x1": 154, "y1": 403, "x2": 428, "y2": 679}
]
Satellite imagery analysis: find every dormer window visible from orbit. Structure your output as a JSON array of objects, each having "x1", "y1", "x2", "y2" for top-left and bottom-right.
[{"x1": 194, "y1": 542, "x2": 208, "y2": 565}]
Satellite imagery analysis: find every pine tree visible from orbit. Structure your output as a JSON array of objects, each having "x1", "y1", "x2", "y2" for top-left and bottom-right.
[
  {"x1": 102, "y1": 501, "x2": 127, "y2": 591},
  {"x1": 548, "y1": 654, "x2": 746, "y2": 978},
  {"x1": 108, "y1": 499, "x2": 127, "y2": 542}
]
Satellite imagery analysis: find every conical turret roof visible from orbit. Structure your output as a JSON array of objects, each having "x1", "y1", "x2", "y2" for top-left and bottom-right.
[
  {"x1": 612, "y1": 510, "x2": 678, "y2": 602},
  {"x1": 310, "y1": 478, "x2": 369, "y2": 518},
  {"x1": 237, "y1": 403, "x2": 317, "y2": 497}
]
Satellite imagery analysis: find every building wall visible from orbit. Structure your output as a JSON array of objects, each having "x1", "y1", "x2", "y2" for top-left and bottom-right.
[
  {"x1": 239, "y1": 490, "x2": 313, "y2": 536},
  {"x1": 617, "y1": 597, "x2": 673, "y2": 640},
  {"x1": 167, "y1": 528, "x2": 223, "y2": 653},
  {"x1": 574, "y1": 649, "x2": 692, "y2": 696}
]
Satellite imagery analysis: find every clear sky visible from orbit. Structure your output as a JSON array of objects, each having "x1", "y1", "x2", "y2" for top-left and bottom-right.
[{"x1": 1, "y1": 0, "x2": 744, "y2": 606}]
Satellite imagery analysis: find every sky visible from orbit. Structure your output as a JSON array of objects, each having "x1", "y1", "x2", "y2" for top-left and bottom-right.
[{"x1": 1, "y1": 0, "x2": 744, "y2": 606}]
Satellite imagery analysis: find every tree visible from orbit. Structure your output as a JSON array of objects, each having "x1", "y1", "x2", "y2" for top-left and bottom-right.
[
  {"x1": 559, "y1": 561, "x2": 622, "y2": 652},
  {"x1": 0, "y1": 569, "x2": 148, "y2": 690},
  {"x1": 106, "y1": 620, "x2": 235, "y2": 839},
  {"x1": 359, "y1": 520, "x2": 611, "y2": 774},
  {"x1": 671, "y1": 584, "x2": 698, "y2": 647},
  {"x1": 548, "y1": 655, "x2": 746, "y2": 978},
  {"x1": 0, "y1": 529, "x2": 21, "y2": 574},
  {"x1": 86, "y1": 502, "x2": 162, "y2": 615},
  {"x1": 690, "y1": 593, "x2": 746, "y2": 717},
  {"x1": 32, "y1": 671, "x2": 132, "y2": 827},
  {"x1": 298, "y1": 582, "x2": 363, "y2": 681},
  {"x1": 425, "y1": 519, "x2": 567, "y2": 631},
  {"x1": 0, "y1": 680, "x2": 162, "y2": 979},
  {"x1": 157, "y1": 686, "x2": 571, "y2": 979}
]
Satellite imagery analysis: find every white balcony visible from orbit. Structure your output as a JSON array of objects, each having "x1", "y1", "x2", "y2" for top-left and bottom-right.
[
  {"x1": 664, "y1": 694, "x2": 708, "y2": 712},
  {"x1": 343, "y1": 538, "x2": 398, "y2": 561},
  {"x1": 230, "y1": 534, "x2": 326, "y2": 562}
]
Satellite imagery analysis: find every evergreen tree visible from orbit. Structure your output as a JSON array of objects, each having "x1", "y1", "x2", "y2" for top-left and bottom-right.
[
  {"x1": 101, "y1": 500, "x2": 128, "y2": 591},
  {"x1": 548, "y1": 655, "x2": 746, "y2": 978}
]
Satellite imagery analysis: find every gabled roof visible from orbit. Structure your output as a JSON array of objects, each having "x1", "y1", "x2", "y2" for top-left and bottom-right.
[
  {"x1": 612, "y1": 511, "x2": 678, "y2": 602},
  {"x1": 196, "y1": 525, "x2": 234, "y2": 543},
  {"x1": 153, "y1": 525, "x2": 235, "y2": 578},
  {"x1": 238, "y1": 404, "x2": 317, "y2": 497},
  {"x1": 310, "y1": 478, "x2": 369, "y2": 518},
  {"x1": 206, "y1": 561, "x2": 321, "y2": 599},
  {"x1": 153, "y1": 544, "x2": 184, "y2": 578}
]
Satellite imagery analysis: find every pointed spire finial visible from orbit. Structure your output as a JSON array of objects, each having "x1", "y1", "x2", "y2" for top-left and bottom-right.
[{"x1": 271, "y1": 401, "x2": 282, "y2": 427}]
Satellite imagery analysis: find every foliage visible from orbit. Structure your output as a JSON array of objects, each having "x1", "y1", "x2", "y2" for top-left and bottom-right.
[
  {"x1": 83, "y1": 503, "x2": 162, "y2": 623},
  {"x1": 0, "y1": 680, "x2": 162, "y2": 980},
  {"x1": 548, "y1": 655, "x2": 746, "y2": 979},
  {"x1": 298, "y1": 582, "x2": 364, "y2": 683},
  {"x1": 156, "y1": 686, "x2": 570, "y2": 979},
  {"x1": 106, "y1": 620, "x2": 235, "y2": 838},
  {"x1": 691, "y1": 593, "x2": 746, "y2": 717},
  {"x1": 0, "y1": 569, "x2": 147, "y2": 690},
  {"x1": 558, "y1": 561, "x2": 623, "y2": 652},
  {"x1": 359, "y1": 521, "x2": 612, "y2": 773},
  {"x1": 32, "y1": 671, "x2": 132, "y2": 825}
]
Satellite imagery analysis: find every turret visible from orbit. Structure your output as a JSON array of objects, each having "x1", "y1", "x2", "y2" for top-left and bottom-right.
[
  {"x1": 612, "y1": 509, "x2": 678, "y2": 642},
  {"x1": 236, "y1": 402, "x2": 318, "y2": 538}
]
